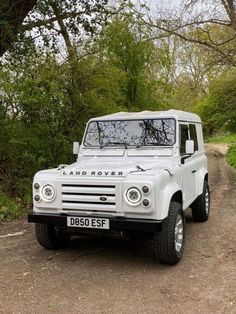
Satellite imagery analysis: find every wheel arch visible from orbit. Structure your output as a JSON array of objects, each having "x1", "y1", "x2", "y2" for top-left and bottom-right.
[
  {"x1": 197, "y1": 169, "x2": 209, "y2": 195},
  {"x1": 170, "y1": 190, "x2": 183, "y2": 205},
  {"x1": 157, "y1": 182, "x2": 183, "y2": 220}
]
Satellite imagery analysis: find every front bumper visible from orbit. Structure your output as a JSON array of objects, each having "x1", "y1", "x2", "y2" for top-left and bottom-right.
[{"x1": 28, "y1": 213, "x2": 162, "y2": 232}]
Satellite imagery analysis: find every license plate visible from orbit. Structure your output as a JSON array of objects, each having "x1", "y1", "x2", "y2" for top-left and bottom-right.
[{"x1": 67, "y1": 216, "x2": 110, "y2": 230}]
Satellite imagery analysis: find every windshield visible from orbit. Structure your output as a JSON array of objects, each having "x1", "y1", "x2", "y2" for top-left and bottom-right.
[{"x1": 83, "y1": 118, "x2": 176, "y2": 148}]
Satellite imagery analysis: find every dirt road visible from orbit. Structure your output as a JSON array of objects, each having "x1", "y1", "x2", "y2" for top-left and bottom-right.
[{"x1": 0, "y1": 144, "x2": 235, "y2": 314}]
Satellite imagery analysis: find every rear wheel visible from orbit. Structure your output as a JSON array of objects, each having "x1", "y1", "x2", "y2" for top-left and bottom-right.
[
  {"x1": 151, "y1": 202, "x2": 185, "y2": 265},
  {"x1": 35, "y1": 223, "x2": 70, "y2": 249},
  {"x1": 191, "y1": 180, "x2": 210, "y2": 222}
]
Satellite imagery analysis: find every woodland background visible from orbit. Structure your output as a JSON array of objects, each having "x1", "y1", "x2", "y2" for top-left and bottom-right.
[{"x1": 0, "y1": 0, "x2": 235, "y2": 219}]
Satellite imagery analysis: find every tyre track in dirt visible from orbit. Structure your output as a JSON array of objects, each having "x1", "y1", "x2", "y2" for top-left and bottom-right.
[{"x1": 0, "y1": 144, "x2": 235, "y2": 314}]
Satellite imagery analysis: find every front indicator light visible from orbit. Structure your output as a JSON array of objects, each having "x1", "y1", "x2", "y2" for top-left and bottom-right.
[
  {"x1": 34, "y1": 195, "x2": 40, "y2": 202},
  {"x1": 142, "y1": 185, "x2": 149, "y2": 193},
  {"x1": 143, "y1": 199, "x2": 150, "y2": 207},
  {"x1": 34, "y1": 183, "x2": 40, "y2": 190}
]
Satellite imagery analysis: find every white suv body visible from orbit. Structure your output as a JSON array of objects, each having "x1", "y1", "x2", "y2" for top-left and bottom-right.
[{"x1": 29, "y1": 110, "x2": 210, "y2": 264}]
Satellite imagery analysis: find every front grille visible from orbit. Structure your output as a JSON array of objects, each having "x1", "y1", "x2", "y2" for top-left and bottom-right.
[{"x1": 61, "y1": 183, "x2": 116, "y2": 212}]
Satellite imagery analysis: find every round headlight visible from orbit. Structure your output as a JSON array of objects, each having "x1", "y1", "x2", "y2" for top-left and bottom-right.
[
  {"x1": 41, "y1": 185, "x2": 55, "y2": 202},
  {"x1": 125, "y1": 187, "x2": 141, "y2": 205}
]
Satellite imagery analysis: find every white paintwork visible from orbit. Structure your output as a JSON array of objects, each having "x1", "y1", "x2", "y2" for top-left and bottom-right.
[
  {"x1": 185, "y1": 140, "x2": 194, "y2": 155},
  {"x1": 88, "y1": 110, "x2": 201, "y2": 123},
  {"x1": 32, "y1": 110, "x2": 208, "y2": 223}
]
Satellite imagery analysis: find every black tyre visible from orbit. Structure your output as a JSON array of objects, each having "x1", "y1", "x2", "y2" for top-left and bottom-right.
[
  {"x1": 35, "y1": 223, "x2": 70, "y2": 249},
  {"x1": 151, "y1": 202, "x2": 185, "y2": 265},
  {"x1": 191, "y1": 180, "x2": 210, "y2": 222}
]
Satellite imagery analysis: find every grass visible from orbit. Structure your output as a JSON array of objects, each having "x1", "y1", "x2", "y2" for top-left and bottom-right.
[
  {"x1": 227, "y1": 144, "x2": 236, "y2": 169},
  {"x1": 0, "y1": 191, "x2": 27, "y2": 221},
  {"x1": 205, "y1": 134, "x2": 236, "y2": 144},
  {"x1": 206, "y1": 133, "x2": 236, "y2": 170}
]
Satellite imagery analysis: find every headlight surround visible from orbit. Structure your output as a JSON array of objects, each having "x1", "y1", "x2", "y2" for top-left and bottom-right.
[
  {"x1": 125, "y1": 187, "x2": 142, "y2": 206},
  {"x1": 41, "y1": 184, "x2": 56, "y2": 202}
]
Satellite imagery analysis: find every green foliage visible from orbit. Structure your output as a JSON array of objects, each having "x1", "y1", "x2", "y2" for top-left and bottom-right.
[
  {"x1": 205, "y1": 134, "x2": 236, "y2": 144},
  {"x1": 197, "y1": 70, "x2": 236, "y2": 135},
  {"x1": 0, "y1": 192, "x2": 26, "y2": 221},
  {"x1": 227, "y1": 144, "x2": 236, "y2": 169},
  {"x1": 99, "y1": 15, "x2": 171, "y2": 110},
  {"x1": 205, "y1": 134, "x2": 236, "y2": 169},
  {"x1": 0, "y1": 55, "x2": 73, "y2": 197},
  {"x1": 0, "y1": 0, "x2": 37, "y2": 57},
  {"x1": 12, "y1": 0, "x2": 109, "y2": 56}
]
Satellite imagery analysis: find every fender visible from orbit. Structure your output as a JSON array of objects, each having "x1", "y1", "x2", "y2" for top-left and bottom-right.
[
  {"x1": 196, "y1": 168, "x2": 208, "y2": 196},
  {"x1": 156, "y1": 174, "x2": 182, "y2": 220}
]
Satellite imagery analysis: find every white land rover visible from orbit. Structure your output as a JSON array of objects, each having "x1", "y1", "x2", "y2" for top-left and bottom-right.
[{"x1": 28, "y1": 110, "x2": 210, "y2": 264}]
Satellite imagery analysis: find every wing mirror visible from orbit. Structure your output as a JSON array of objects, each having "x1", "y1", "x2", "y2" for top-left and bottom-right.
[
  {"x1": 185, "y1": 140, "x2": 194, "y2": 155},
  {"x1": 73, "y1": 142, "x2": 80, "y2": 155},
  {"x1": 181, "y1": 140, "x2": 194, "y2": 164}
]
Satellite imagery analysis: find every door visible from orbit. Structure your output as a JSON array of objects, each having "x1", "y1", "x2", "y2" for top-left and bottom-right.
[{"x1": 179, "y1": 124, "x2": 196, "y2": 205}]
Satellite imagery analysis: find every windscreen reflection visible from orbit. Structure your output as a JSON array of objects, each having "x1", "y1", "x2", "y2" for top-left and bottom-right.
[{"x1": 84, "y1": 119, "x2": 175, "y2": 148}]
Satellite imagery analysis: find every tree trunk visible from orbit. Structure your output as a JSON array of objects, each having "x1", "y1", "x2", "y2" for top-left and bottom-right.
[
  {"x1": 0, "y1": 0, "x2": 37, "y2": 56},
  {"x1": 49, "y1": 1, "x2": 77, "y2": 61}
]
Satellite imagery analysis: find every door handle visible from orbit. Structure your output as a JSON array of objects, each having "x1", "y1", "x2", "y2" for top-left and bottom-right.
[{"x1": 192, "y1": 170, "x2": 197, "y2": 173}]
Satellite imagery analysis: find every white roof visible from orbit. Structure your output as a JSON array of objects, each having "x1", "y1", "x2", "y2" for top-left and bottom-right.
[{"x1": 90, "y1": 110, "x2": 201, "y2": 123}]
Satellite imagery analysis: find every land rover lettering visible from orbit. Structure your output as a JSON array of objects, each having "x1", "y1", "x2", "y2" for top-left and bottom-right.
[{"x1": 62, "y1": 170, "x2": 124, "y2": 176}]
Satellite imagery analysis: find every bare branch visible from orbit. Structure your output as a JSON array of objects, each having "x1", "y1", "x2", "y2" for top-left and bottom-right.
[
  {"x1": 221, "y1": 0, "x2": 236, "y2": 31},
  {"x1": 21, "y1": 10, "x2": 87, "y2": 32},
  {"x1": 131, "y1": 3, "x2": 236, "y2": 67}
]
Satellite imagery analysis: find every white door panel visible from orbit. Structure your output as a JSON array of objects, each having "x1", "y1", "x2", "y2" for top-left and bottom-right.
[{"x1": 181, "y1": 157, "x2": 197, "y2": 204}]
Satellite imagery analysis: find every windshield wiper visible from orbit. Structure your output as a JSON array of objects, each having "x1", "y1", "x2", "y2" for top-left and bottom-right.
[{"x1": 100, "y1": 141, "x2": 130, "y2": 149}]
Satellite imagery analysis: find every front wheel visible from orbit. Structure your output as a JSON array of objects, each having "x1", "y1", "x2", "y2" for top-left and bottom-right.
[
  {"x1": 35, "y1": 223, "x2": 70, "y2": 249},
  {"x1": 151, "y1": 202, "x2": 185, "y2": 265},
  {"x1": 191, "y1": 180, "x2": 210, "y2": 222}
]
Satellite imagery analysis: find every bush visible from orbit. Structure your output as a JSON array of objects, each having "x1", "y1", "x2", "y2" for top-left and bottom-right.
[
  {"x1": 227, "y1": 144, "x2": 236, "y2": 169},
  {"x1": 205, "y1": 134, "x2": 236, "y2": 144},
  {"x1": 198, "y1": 70, "x2": 236, "y2": 135},
  {"x1": 0, "y1": 192, "x2": 27, "y2": 221}
]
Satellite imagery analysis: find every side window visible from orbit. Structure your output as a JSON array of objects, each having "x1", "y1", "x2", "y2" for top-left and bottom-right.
[
  {"x1": 179, "y1": 125, "x2": 189, "y2": 155},
  {"x1": 189, "y1": 124, "x2": 199, "y2": 151}
]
